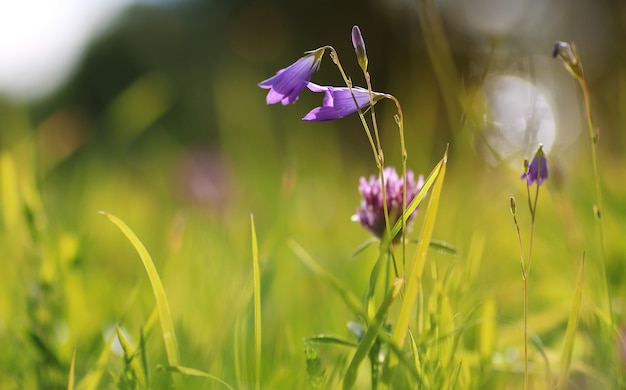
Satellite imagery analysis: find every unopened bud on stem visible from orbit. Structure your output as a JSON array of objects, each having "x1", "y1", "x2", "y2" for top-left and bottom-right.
[{"x1": 351, "y1": 25, "x2": 368, "y2": 73}]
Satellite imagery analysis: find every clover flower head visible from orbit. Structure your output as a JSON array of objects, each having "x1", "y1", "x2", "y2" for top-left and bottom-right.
[
  {"x1": 352, "y1": 167, "x2": 424, "y2": 239},
  {"x1": 302, "y1": 82, "x2": 386, "y2": 122},
  {"x1": 521, "y1": 145, "x2": 548, "y2": 186},
  {"x1": 258, "y1": 47, "x2": 325, "y2": 105}
]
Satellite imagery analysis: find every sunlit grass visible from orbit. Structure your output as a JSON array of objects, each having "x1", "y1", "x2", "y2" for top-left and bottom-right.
[{"x1": 0, "y1": 7, "x2": 625, "y2": 390}]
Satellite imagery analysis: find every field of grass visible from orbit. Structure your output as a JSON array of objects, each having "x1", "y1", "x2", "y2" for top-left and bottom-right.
[{"x1": 0, "y1": 2, "x2": 625, "y2": 389}]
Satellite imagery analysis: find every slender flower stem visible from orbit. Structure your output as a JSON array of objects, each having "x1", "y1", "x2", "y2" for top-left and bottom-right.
[
  {"x1": 513, "y1": 154, "x2": 543, "y2": 390},
  {"x1": 385, "y1": 95, "x2": 408, "y2": 272},
  {"x1": 578, "y1": 77, "x2": 612, "y2": 324},
  {"x1": 326, "y1": 46, "x2": 397, "y2": 250},
  {"x1": 511, "y1": 202, "x2": 528, "y2": 389},
  {"x1": 327, "y1": 47, "x2": 396, "y2": 280}
]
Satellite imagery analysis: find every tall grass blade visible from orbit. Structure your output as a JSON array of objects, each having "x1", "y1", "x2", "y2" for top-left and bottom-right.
[
  {"x1": 342, "y1": 277, "x2": 404, "y2": 389},
  {"x1": 99, "y1": 211, "x2": 181, "y2": 371},
  {"x1": 67, "y1": 345, "x2": 76, "y2": 390},
  {"x1": 388, "y1": 157, "x2": 444, "y2": 242},
  {"x1": 557, "y1": 253, "x2": 585, "y2": 388},
  {"x1": 116, "y1": 326, "x2": 147, "y2": 388},
  {"x1": 250, "y1": 214, "x2": 262, "y2": 390},
  {"x1": 77, "y1": 333, "x2": 115, "y2": 390},
  {"x1": 381, "y1": 147, "x2": 448, "y2": 387}
]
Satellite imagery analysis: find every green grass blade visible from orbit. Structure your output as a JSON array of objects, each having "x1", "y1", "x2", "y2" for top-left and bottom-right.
[
  {"x1": 250, "y1": 214, "x2": 262, "y2": 390},
  {"x1": 558, "y1": 252, "x2": 585, "y2": 388},
  {"x1": 288, "y1": 239, "x2": 363, "y2": 318},
  {"x1": 167, "y1": 365, "x2": 235, "y2": 390},
  {"x1": 388, "y1": 156, "x2": 444, "y2": 242},
  {"x1": 99, "y1": 211, "x2": 181, "y2": 369},
  {"x1": 381, "y1": 147, "x2": 448, "y2": 387},
  {"x1": 305, "y1": 334, "x2": 358, "y2": 348},
  {"x1": 77, "y1": 333, "x2": 115, "y2": 390},
  {"x1": 67, "y1": 345, "x2": 76, "y2": 390},
  {"x1": 350, "y1": 237, "x2": 379, "y2": 258},
  {"x1": 116, "y1": 326, "x2": 147, "y2": 388},
  {"x1": 408, "y1": 239, "x2": 459, "y2": 256},
  {"x1": 0, "y1": 152, "x2": 20, "y2": 228},
  {"x1": 139, "y1": 327, "x2": 150, "y2": 388},
  {"x1": 342, "y1": 277, "x2": 403, "y2": 389}
]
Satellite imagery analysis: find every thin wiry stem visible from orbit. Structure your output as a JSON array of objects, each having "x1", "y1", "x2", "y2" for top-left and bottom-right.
[
  {"x1": 578, "y1": 76, "x2": 612, "y2": 324},
  {"x1": 385, "y1": 95, "x2": 408, "y2": 272},
  {"x1": 327, "y1": 47, "x2": 397, "y2": 283},
  {"x1": 325, "y1": 46, "x2": 395, "y2": 254},
  {"x1": 511, "y1": 205, "x2": 528, "y2": 390}
]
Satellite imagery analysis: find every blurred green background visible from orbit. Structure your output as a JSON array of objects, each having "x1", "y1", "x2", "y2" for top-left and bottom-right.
[{"x1": 0, "y1": 0, "x2": 625, "y2": 388}]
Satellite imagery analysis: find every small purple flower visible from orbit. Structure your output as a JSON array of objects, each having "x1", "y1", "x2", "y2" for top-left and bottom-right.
[
  {"x1": 352, "y1": 167, "x2": 424, "y2": 239},
  {"x1": 302, "y1": 82, "x2": 386, "y2": 121},
  {"x1": 258, "y1": 47, "x2": 325, "y2": 105},
  {"x1": 521, "y1": 145, "x2": 548, "y2": 185}
]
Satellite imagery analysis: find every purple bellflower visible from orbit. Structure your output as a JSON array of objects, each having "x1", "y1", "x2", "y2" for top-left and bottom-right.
[
  {"x1": 258, "y1": 47, "x2": 325, "y2": 105},
  {"x1": 352, "y1": 167, "x2": 424, "y2": 239},
  {"x1": 521, "y1": 145, "x2": 548, "y2": 185},
  {"x1": 303, "y1": 82, "x2": 386, "y2": 121}
]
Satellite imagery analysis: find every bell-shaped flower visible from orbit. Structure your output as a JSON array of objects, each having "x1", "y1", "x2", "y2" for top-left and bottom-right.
[
  {"x1": 521, "y1": 145, "x2": 548, "y2": 186},
  {"x1": 258, "y1": 47, "x2": 325, "y2": 105},
  {"x1": 302, "y1": 82, "x2": 386, "y2": 122}
]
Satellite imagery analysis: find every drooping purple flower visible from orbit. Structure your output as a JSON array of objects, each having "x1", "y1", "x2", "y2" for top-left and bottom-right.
[
  {"x1": 258, "y1": 47, "x2": 325, "y2": 105},
  {"x1": 352, "y1": 167, "x2": 424, "y2": 239},
  {"x1": 302, "y1": 82, "x2": 386, "y2": 121},
  {"x1": 521, "y1": 145, "x2": 548, "y2": 185}
]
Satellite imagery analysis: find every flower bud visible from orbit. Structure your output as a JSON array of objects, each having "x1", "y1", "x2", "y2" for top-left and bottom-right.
[
  {"x1": 552, "y1": 41, "x2": 583, "y2": 79},
  {"x1": 351, "y1": 25, "x2": 368, "y2": 73}
]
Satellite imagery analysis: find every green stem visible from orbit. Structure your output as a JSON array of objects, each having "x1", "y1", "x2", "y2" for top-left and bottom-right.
[{"x1": 578, "y1": 77, "x2": 612, "y2": 322}]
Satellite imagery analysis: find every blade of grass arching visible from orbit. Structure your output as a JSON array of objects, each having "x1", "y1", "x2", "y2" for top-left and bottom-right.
[
  {"x1": 250, "y1": 214, "x2": 262, "y2": 390},
  {"x1": 167, "y1": 366, "x2": 235, "y2": 390},
  {"x1": 351, "y1": 237, "x2": 379, "y2": 259},
  {"x1": 99, "y1": 212, "x2": 181, "y2": 373},
  {"x1": 67, "y1": 346, "x2": 76, "y2": 390},
  {"x1": 288, "y1": 239, "x2": 363, "y2": 318},
  {"x1": 408, "y1": 239, "x2": 459, "y2": 256},
  {"x1": 381, "y1": 148, "x2": 448, "y2": 388},
  {"x1": 305, "y1": 335, "x2": 358, "y2": 348},
  {"x1": 558, "y1": 253, "x2": 585, "y2": 388},
  {"x1": 116, "y1": 326, "x2": 147, "y2": 388},
  {"x1": 343, "y1": 277, "x2": 404, "y2": 390},
  {"x1": 77, "y1": 332, "x2": 115, "y2": 390}
]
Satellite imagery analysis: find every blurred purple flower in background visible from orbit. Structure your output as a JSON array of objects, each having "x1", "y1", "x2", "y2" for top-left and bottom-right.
[
  {"x1": 258, "y1": 47, "x2": 325, "y2": 105},
  {"x1": 302, "y1": 82, "x2": 386, "y2": 121},
  {"x1": 521, "y1": 145, "x2": 548, "y2": 186},
  {"x1": 352, "y1": 167, "x2": 424, "y2": 239}
]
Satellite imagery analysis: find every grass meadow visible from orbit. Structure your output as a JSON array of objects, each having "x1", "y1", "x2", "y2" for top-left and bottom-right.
[{"x1": 0, "y1": 1, "x2": 625, "y2": 389}]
